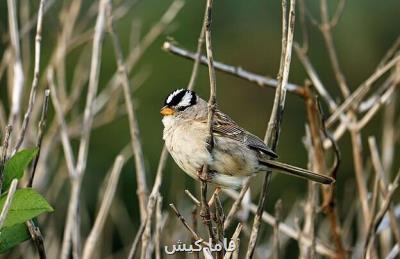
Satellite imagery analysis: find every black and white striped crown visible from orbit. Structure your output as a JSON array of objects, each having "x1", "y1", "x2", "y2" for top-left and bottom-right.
[{"x1": 164, "y1": 89, "x2": 197, "y2": 109}]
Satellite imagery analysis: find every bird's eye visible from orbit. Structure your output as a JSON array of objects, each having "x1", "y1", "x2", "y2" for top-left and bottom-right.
[{"x1": 176, "y1": 106, "x2": 188, "y2": 111}]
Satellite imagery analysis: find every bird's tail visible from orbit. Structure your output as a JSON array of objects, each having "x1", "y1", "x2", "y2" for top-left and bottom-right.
[{"x1": 259, "y1": 159, "x2": 334, "y2": 185}]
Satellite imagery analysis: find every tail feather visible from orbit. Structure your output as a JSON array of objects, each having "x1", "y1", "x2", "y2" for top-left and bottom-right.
[{"x1": 259, "y1": 159, "x2": 334, "y2": 185}]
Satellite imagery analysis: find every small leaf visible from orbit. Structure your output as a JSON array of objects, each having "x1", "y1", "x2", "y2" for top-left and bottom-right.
[
  {"x1": 0, "y1": 224, "x2": 30, "y2": 254},
  {"x1": 0, "y1": 188, "x2": 53, "y2": 228},
  {"x1": 3, "y1": 148, "x2": 38, "y2": 190}
]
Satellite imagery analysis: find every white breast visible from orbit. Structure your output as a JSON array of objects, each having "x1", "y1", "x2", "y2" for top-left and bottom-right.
[{"x1": 163, "y1": 117, "x2": 212, "y2": 180}]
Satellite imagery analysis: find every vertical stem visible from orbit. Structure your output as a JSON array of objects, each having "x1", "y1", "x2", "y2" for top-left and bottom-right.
[{"x1": 246, "y1": 0, "x2": 296, "y2": 257}]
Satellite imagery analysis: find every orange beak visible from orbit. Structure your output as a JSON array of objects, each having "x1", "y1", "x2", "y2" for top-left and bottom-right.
[{"x1": 160, "y1": 106, "x2": 175, "y2": 116}]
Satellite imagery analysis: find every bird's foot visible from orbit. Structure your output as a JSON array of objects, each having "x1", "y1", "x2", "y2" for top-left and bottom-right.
[{"x1": 197, "y1": 166, "x2": 212, "y2": 182}]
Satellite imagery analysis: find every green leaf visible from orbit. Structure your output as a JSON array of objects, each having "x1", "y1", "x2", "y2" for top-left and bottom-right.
[
  {"x1": 0, "y1": 188, "x2": 53, "y2": 228},
  {"x1": 3, "y1": 148, "x2": 38, "y2": 190},
  {"x1": 0, "y1": 224, "x2": 30, "y2": 254}
]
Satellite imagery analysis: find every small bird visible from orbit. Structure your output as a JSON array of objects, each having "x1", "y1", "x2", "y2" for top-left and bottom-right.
[{"x1": 161, "y1": 89, "x2": 334, "y2": 189}]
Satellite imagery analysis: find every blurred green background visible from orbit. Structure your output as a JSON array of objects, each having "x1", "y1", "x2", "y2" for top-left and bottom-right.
[{"x1": 1, "y1": 0, "x2": 399, "y2": 257}]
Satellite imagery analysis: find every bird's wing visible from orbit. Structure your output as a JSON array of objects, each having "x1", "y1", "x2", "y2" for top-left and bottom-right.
[{"x1": 212, "y1": 110, "x2": 278, "y2": 159}]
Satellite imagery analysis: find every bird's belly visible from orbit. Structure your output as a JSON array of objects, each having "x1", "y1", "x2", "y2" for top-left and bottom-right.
[
  {"x1": 165, "y1": 124, "x2": 211, "y2": 179},
  {"x1": 210, "y1": 139, "x2": 259, "y2": 176}
]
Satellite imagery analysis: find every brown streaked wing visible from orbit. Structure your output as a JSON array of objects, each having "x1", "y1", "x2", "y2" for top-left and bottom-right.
[{"x1": 212, "y1": 110, "x2": 278, "y2": 159}]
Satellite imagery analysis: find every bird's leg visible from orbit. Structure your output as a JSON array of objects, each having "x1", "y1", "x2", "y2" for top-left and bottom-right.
[{"x1": 196, "y1": 165, "x2": 212, "y2": 182}]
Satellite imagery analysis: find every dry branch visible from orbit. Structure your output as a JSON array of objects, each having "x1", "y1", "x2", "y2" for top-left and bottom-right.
[
  {"x1": 162, "y1": 41, "x2": 304, "y2": 96},
  {"x1": 82, "y1": 155, "x2": 125, "y2": 259},
  {"x1": 13, "y1": 0, "x2": 47, "y2": 154},
  {"x1": 246, "y1": 0, "x2": 296, "y2": 257},
  {"x1": 106, "y1": 2, "x2": 148, "y2": 223},
  {"x1": 0, "y1": 179, "x2": 18, "y2": 229}
]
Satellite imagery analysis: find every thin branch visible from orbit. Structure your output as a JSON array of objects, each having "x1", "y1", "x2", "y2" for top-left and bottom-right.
[
  {"x1": 162, "y1": 41, "x2": 305, "y2": 96},
  {"x1": 28, "y1": 89, "x2": 50, "y2": 187},
  {"x1": 127, "y1": 221, "x2": 146, "y2": 259},
  {"x1": 326, "y1": 54, "x2": 400, "y2": 127},
  {"x1": 223, "y1": 189, "x2": 336, "y2": 257},
  {"x1": 155, "y1": 195, "x2": 162, "y2": 259},
  {"x1": 82, "y1": 155, "x2": 125, "y2": 259},
  {"x1": 223, "y1": 223, "x2": 243, "y2": 259},
  {"x1": 106, "y1": 2, "x2": 148, "y2": 222},
  {"x1": 294, "y1": 43, "x2": 337, "y2": 111},
  {"x1": 13, "y1": 0, "x2": 47, "y2": 153},
  {"x1": 272, "y1": 199, "x2": 283, "y2": 259},
  {"x1": 61, "y1": 0, "x2": 109, "y2": 257},
  {"x1": 320, "y1": 0, "x2": 350, "y2": 97},
  {"x1": 0, "y1": 125, "x2": 13, "y2": 194},
  {"x1": 304, "y1": 86, "x2": 346, "y2": 258},
  {"x1": 0, "y1": 179, "x2": 18, "y2": 229},
  {"x1": 353, "y1": 84, "x2": 397, "y2": 131},
  {"x1": 247, "y1": 0, "x2": 296, "y2": 257},
  {"x1": 169, "y1": 203, "x2": 207, "y2": 246},
  {"x1": 7, "y1": 0, "x2": 25, "y2": 128},
  {"x1": 368, "y1": 137, "x2": 400, "y2": 247},
  {"x1": 26, "y1": 220, "x2": 47, "y2": 259},
  {"x1": 223, "y1": 178, "x2": 250, "y2": 230},
  {"x1": 364, "y1": 169, "x2": 400, "y2": 255},
  {"x1": 187, "y1": 1, "x2": 207, "y2": 90},
  {"x1": 140, "y1": 147, "x2": 169, "y2": 259},
  {"x1": 199, "y1": 0, "x2": 217, "y2": 246},
  {"x1": 47, "y1": 69, "x2": 76, "y2": 177},
  {"x1": 185, "y1": 189, "x2": 201, "y2": 207}
]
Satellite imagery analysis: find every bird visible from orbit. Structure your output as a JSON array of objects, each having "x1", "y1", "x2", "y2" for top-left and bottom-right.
[{"x1": 160, "y1": 88, "x2": 334, "y2": 189}]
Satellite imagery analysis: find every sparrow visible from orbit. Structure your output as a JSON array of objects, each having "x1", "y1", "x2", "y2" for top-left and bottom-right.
[{"x1": 161, "y1": 89, "x2": 334, "y2": 189}]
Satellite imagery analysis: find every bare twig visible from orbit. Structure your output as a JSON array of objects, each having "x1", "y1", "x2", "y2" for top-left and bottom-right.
[
  {"x1": 187, "y1": 1, "x2": 207, "y2": 90},
  {"x1": 247, "y1": 0, "x2": 296, "y2": 257},
  {"x1": 223, "y1": 178, "x2": 250, "y2": 230},
  {"x1": 185, "y1": 189, "x2": 201, "y2": 206},
  {"x1": 0, "y1": 179, "x2": 18, "y2": 229},
  {"x1": 47, "y1": 69, "x2": 76, "y2": 176},
  {"x1": 0, "y1": 125, "x2": 13, "y2": 194},
  {"x1": 223, "y1": 189, "x2": 336, "y2": 257},
  {"x1": 223, "y1": 223, "x2": 243, "y2": 259},
  {"x1": 13, "y1": 0, "x2": 47, "y2": 153},
  {"x1": 106, "y1": 2, "x2": 148, "y2": 222},
  {"x1": 155, "y1": 195, "x2": 163, "y2": 259},
  {"x1": 61, "y1": 0, "x2": 109, "y2": 257},
  {"x1": 353, "y1": 84, "x2": 397, "y2": 131},
  {"x1": 7, "y1": 0, "x2": 25, "y2": 128},
  {"x1": 368, "y1": 137, "x2": 400, "y2": 247},
  {"x1": 320, "y1": 0, "x2": 350, "y2": 97},
  {"x1": 140, "y1": 147, "x2": 169, "y2": 259},
  {"x1": 272, "y1": 199, "x2": 283, "y2": 259},
  {"x1": 25, "y1": 89, "x2": 50, "y2": 259},
  {"x1": 199, "y1": 0, "x2": 217, "y2": 246},
  {"x1": 162, "y1": 41, "x2": 304, "y2": 96},
  {"x1": 26, "y1": 220, "x2": 47, "y2": 259},
  {"x1": 294, "y1": 43, "x2": 336, "y2": 111},
  {"x1": 326, "y1": 54, "x2": 400, "y2": 127},
  {"x1": 82, "y1": 155, "x2": 125, "y2": 259},
  {"x1": 169, "y1": 203, "x2": 207, "y2": 246},
  {"x1": 28, "y1": 89, "x2": 50, "y2": 187},
  {"x1": 364, "y1": 169, "x2": 400, "y2": 255},
  {"x1": 127, "y1": 222, "x2": 146, "y2": 259},
  {"x1": 304, "y1": 86, "x2": 346, "y2": 258}
]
